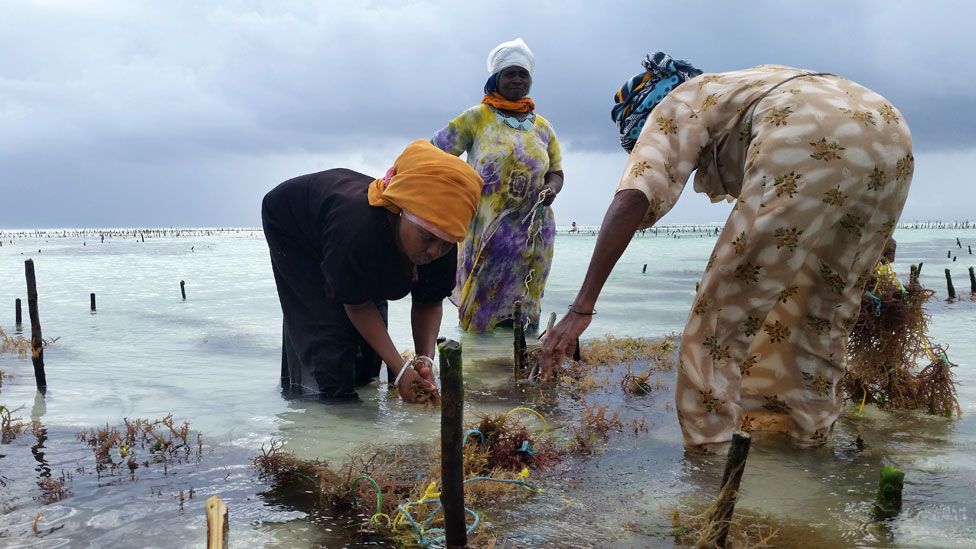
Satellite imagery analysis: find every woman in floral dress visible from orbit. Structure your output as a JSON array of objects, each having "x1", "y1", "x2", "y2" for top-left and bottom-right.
[
  {"x1": 432, "y1": 38, "x2": 563, "y2": 332},
  {"x1": 542, "y1": 53, "x2": 913, "y2": 450}
]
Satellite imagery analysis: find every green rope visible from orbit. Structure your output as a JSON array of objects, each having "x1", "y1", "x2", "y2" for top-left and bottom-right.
[{"x1": 350, "y1": 474, "x2": 383, "y2": 513}]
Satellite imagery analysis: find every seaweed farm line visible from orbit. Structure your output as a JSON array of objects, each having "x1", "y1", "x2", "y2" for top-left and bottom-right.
[
  {"x1": 1, "y1": 227, "x2": 975, "y2": 547},
  {"x1": 0, "y1": 219, "x2": 972, "y2": 242}
]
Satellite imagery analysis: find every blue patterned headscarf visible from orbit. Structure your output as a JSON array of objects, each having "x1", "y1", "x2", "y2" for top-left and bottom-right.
[{"x1": 611, "y1": 52, "x2": 703, "y2": 152}]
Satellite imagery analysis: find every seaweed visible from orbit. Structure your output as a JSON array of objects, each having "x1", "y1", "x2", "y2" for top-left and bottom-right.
[
  {"x1": 570, "y1": 403, "x2": 623, "y2": 455},
  {"x1": 845, "y1": 263, "x2": 959, "y2": 416},
  {"x1": 913, "y1": 348, "x2": 961, "y2": 417},
  {"x1": 76, "y1": 414, "x2": 202, "y2": 476}
]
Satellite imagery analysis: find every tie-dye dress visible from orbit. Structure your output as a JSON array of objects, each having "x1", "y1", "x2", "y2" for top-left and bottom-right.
[{"x1": 433, "y1": 104, "x2": 562, "y2": 332}]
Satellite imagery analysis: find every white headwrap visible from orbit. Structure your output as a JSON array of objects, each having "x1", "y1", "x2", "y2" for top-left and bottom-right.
[{"x1": 486, "y1": 37, "x2": 535, "y2": 76}]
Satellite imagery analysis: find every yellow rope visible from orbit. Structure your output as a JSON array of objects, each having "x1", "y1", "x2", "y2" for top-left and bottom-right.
[
  {"x1": 857, "y1": 388, "x2": 867, "y2": 415},
  {"x1": 504, "y1": 406, "x2": 549, "y2": 433},
  {"x1": 920, "y1": 334, "x2": 940, "y2": 363},
  {"x1": 872, "y1": 262, "x2": 901, "y2": 293}
]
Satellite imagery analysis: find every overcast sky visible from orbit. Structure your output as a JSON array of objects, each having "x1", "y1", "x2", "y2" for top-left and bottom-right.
[{"x1": 1, "y1": 0, "x2": 973, "y2": 228}]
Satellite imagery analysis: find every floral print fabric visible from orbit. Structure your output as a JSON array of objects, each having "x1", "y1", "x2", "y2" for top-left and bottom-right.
[
  {"x1": 433, "y1": 104, "x2": 562, "y2": 331},
  {"x1": 616, "y1": 65, "x2": 914, "y2": 446}
]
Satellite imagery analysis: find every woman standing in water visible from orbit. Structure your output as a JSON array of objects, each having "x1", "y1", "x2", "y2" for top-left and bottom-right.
[{"x1": 433, "y1": 38, "x2": 564, "y2": 332}]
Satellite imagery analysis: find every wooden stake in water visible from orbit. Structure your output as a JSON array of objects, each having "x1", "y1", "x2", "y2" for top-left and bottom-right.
[
  {"x1": 180, "y1": 280, "x2": 186, "y2": 300},
  {"x1": 642, "y1": 263, "x2": 647, "y2": 274},
  {"x1": 969, "y1": 266, "x2": 975, "y2": 294},
  {"x1": 15, "y1": 298, "x2": 22, "y2": 327},
  {"x1": 703, "y1": 431, "x2": 752, "y2": 548},
  {"x1": 90, "y1": 293, "x2": 96, "y2": 312},
  {"x1": 512, "y1": 301, "x2": 526, "y2": 381},
  {"x1": 24, "y1": 260, "x2": 46, "y2": 391},
  {"x1": 205, "y1": 495, "x2": 229, "y2": 549},
  {"x1": 945, "y1": 269, "x2": 956, "y2": 299},
  {"x1": 437, "y1": 339, "x2": 466, "y2": 548}
]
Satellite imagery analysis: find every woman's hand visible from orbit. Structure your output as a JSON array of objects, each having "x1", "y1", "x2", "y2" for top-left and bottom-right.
[
  {"x1": 396, "y1": 361, "x2": 441, "y2": 404},
  {"x1": 539, "y1": 189, "x2": 650, "y2": 379},
  {"x1": 540, "y1": 310, "x2": 592, "y2": 380},
  {"x1": 540, "y1": 184, "x2": 556, "y2": 206},
  {"x1": 541, "y1": 171, "x2": 563, "y2": 207}
]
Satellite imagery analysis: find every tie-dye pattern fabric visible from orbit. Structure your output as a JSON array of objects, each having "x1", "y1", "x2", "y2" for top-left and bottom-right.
[
  {"x1": 616, "y1": 65, "x2": 914, "y2": 447},
  {"x1": 433, "y1": 104, "x2": 562, "y2": 332}
]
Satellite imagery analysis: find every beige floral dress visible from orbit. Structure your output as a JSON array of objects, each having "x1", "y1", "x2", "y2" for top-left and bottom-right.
[{"x1": 616, "y1": 65, "x2": 914, "y2": 447}]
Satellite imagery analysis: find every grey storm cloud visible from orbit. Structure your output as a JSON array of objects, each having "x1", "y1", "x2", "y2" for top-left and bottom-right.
[{"x1": 1, "y1": 0, "x2": 974, "y2": 227}]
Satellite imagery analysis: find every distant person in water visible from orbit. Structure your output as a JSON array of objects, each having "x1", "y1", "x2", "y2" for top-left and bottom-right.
[
  {"x1": 261, "y1": 140, "x2": 482, "y2": 404},
  {"x1": 542, "y1": 53, "x2": 914, "y2": 450}
]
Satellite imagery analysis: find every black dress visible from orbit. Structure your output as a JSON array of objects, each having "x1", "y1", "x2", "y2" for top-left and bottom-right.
[{"x1": 261, "y1": 169, "x2": 456, "y2": 400}]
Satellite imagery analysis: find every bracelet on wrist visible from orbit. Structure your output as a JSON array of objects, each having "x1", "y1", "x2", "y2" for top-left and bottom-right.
[
  {"x1": 567, "y1": 305, "x2": 596, "y2": 316},
  {"x1": 393, "y1": 364, "x2": 410, "y2": 386},
  {"x1": 394, "y1": 356, "x2": 433, "y2": 386}
]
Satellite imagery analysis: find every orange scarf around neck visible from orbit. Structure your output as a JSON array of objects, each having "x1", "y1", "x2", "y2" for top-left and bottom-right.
[{"x1": 481, "y1": 92, "x2": 535, "y2": 113}]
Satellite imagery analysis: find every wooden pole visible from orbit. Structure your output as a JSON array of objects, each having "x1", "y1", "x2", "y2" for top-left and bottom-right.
[
  {"x1": 90, "y1": 293, "x2": 96, "y2": 312},
  {"x1": 15, "y1": 298, "x2": 22, "y2": 327},
  {"x1": 945, "y1": 269, "x2": 956, "y2": 299},
  {"x1": 969, "y1": 266, "x2": 975, "y2": 294},
  {"x1": 512, "y1": 301, "x2": 526, "y2": 381},
  {"x1": 205, "y1": 495, "x2": 229, "y2": 549},
  {"x1": 180, "y1": 280, "x2": 186, "y2": 300},
  {"x1": 24, "y1": 260, "x2": 46, "y2": 391},
  {"x1": 703, "y1": 431, "x2": 752, "y2": 548},
  {"x1": 909, "y1": 264, "x2": 918, "y2": 285},
  {"x1": 873, "y1": 466, "x2": 904, "y2": 520},
  {"x1": 438, "y1": 339, "x2": 467, "y2": 548},
  {"x1": 917, "y1": 262, "x2": 924, "y2": 280},
  {"x1": 642, "y1": 263, "x2": 647, "y2": 274}
]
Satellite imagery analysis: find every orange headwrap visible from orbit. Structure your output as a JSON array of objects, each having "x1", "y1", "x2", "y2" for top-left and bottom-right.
[{"x1": 367, "y1": 140, "x2": 483, "y2": 242}]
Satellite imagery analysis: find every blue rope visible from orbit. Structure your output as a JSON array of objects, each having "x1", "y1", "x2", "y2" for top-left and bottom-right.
[
  {"x1": 396, "y1": 477, "x2": 537, "y2": 546},
  {"x1": 462, "y1": 429, "x2": 485, "y2": 445},
  {"x1": 865, "y1": 290, "x2": 882, "y2": 317}
]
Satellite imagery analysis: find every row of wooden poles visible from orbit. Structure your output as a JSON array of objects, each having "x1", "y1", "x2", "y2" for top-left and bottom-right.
[
  {"x1": 11, "y1": 259, "x2": 189, "y2": 392},
  {"x1": 929, "y1": 264, "x2": 976, "y2": 300},
  {"x1": 0, "y1": 227, "x2": 254, "y2": 240}
]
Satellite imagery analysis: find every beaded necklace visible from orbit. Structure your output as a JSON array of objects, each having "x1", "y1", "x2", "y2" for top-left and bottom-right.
[{"x1": 491, "y1": 108, "x2": 536, "y2": 131}]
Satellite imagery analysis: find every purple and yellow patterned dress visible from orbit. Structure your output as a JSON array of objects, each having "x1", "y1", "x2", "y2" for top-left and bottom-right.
[{"x1": 433, "y1": 104, "x2": 562, "y2": 332}]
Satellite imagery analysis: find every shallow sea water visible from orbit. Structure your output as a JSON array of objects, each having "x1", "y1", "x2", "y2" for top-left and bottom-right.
[{"x1": 0, "y1": 227, "x2": 974, "y2": 547}]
